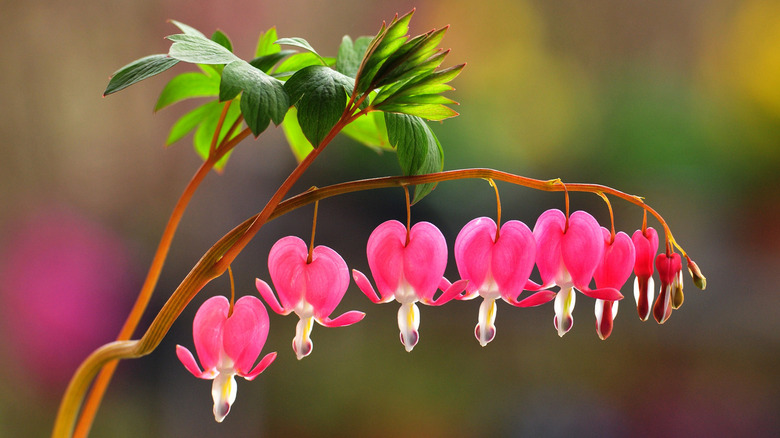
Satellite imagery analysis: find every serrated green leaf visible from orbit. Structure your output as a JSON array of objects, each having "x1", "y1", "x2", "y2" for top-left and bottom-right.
[
  {"x1": 211, "y1": 30, "x2": 233, "y2": 52},
  {"x1": 104, "y1": 54, "x2": 179, "y2": 96},
  {"x1": 284, "y1": 65, "x2": 354, "y2": 146},
  {"x1": 220, "y1": 60, "x2": 289, "y2": 135},
  {"x1": 255, "y1": 28, "x2": 281, "y2": 57},
  {"x1": 166, "y1": 101, "x2": 220, "y2": 146},
  {"x1": 385, "y1": 112, "x2": 443, "y2": 203},
  {"x1": 341, "y1": 111, "x2": 391, "y2": 151},
  {"x1": 250, "y1": 50, "x2": 296, "y2": 73},
  {"x1": 356, "y1": 11, "x2": 414, "y2": 93},
  {"x1": 167, "y1": 34, "x2": 240, "y2": 64},
  {"x1": 281, "y1": 107, "x2": 314, "y2": 162},
  {"x1": 193, "y1": 99, "x2": 242, "y2": 170},
  {"x1": 169, "y1": 20, "x2": 206, "y2": 38},
  {"x1": 336, "y1": 35, "x2": 373, "y2": 78},
  {"x1": 154, "y1": 72, "x2": 220, "y2": 111}
]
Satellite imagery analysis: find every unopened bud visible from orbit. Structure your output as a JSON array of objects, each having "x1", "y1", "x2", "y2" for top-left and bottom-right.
[
  {"x1": 672, "y1": 271, "x2": 684, "y2": 310},
  {"x1": 686, "y1": 257, "x2": 706, "y2": 290}
]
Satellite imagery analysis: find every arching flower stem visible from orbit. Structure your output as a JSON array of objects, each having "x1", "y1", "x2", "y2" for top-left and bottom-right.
[
  {"x1": 55, "y1": 165, "x2": 702, "y2": 438},
  {"x1": 72, "y1": 118, "x2": 250, "y2": 438}
]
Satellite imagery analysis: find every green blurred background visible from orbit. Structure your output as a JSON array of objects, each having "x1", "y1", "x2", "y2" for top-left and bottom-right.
[{"x1": 1, "y1": 0, "x2": 778, "y2": 436}]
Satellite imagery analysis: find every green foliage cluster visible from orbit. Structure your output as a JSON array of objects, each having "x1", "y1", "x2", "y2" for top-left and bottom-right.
[{"x1": 104, "y1": 10, "x2": 462, "y2": 201}]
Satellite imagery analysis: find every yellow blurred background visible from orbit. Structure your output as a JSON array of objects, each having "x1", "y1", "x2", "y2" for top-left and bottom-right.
[{"x1": 1, "y1": 0, "x2": 778, "y2": 436}]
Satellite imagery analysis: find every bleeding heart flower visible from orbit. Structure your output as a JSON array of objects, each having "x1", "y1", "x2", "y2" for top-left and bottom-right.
[
  {"x1": 632, "y1": 227, "x2": 659, "y2": 321},
  {"x1": 593, "y1": 228, "x2": 636, "y2": 340},
  {"x1": 255, "y1": 236, "x2": 364, "y2": 360},
  {"x1": 454, "y1": 217, "x2": 536, "y2": 346},
  {"x1": 176, "y1": 295, "x2": 277, "y2": 423},
  {"x1": 528, "y1": 209, "x2": 623, "y2": 337},
  {"x1": 653, "y1": 252, "x2": 683, "y2": 324},
  {"x1": 352, "y1": 220, "x2": 467, "y2": 352}
]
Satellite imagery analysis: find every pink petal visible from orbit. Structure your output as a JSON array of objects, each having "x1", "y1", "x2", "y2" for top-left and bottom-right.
[
  {"x1": 223, "y1": 296, "x2": 270, "y2": 375},
  {"x1": 510, "y1": 290, "x2": 557, "y2": 307},
  {"x1": 176, "y1": 345, "x2": 208, "y2": 378},
  {"x1": 656, "y1": 253, "x2": 682, "y2": 285},
  {"x1": 593, "y1": 230, "x2": 636, "y2": 290},
  {"x1": 580, "y1": 287, "x2": 623, "y2": 301},
  {"x1": 352, "y1": 269, "x2": 385, "y2": 303},
  {"x1": 366, "y1": 220, "x2": 407, "y2": 300},
  {"x1": 427, "y1": 279, "x2": 469, "y2": 305},
  {"x1": 632, "y1": 227, "x2": 658, "y2": 278},
  {"x1": 560, "y1": 210, "x2": 603, "y2": 289},
  {"x1": 267, "y1": 236, "x2": 310, "y2": 310},
  {"x1": 243, "y1": 352, "x2": 277, "y2": 381},
  {"x1": 365, "y1": 220, "x2": 449, "y2": 303},
  {"x1": 318, "y1": 310, "x2": 365, "y2": 327},
  {"x1": 402, "y1": 221, "x2": 448, "y2": 302},
  {"x1": 493, "y1": 220, "x2": 536, "y2": 302},
  {"x1": 454, "y1": 217, "x2": 496, "y2": 294},
  {"x1": 595, "y1": 299, "x2": 616, "y2": 340},
  {"x1": 255, "y1": 278, "x2": 288, "y2": 315},
  {"x1": 192, "y1": 296, "x2": 229, "y2": 372},
  {"x1": 533, "y1": 209, "x2": 566, "y2": 287},
  {"x1": 305, "y1": 245, "x2": 350, "y2": 320}
]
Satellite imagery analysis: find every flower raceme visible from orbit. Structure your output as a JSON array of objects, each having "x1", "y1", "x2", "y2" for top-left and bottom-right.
[
  {"x1": 176, "y1": 295, "x2": 277, "y2": 423},
  {"x1": 592, "y1": 229, "x2": 636, "y2": 340},
  {"x1": 527, "y1": 209, "x2": 625, "y2": 337},
  {"x1": 255, "y1": 236, "x2": 365, "y2": 360},
  {"x1": 453, "y1": 217, "x2": 537, "y2": 346},
  {"x1": 352, "y1": 220, "x2": 468, "y2": 352}
]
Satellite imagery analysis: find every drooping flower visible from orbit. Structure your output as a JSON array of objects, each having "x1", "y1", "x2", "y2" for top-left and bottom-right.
[
  {"x1": 528, "y1": 209, "x2": 623, "y2": 337},
  {"x1": 632, "y1": 227, "x2": 658, "y2": 321},
  {"x1": 592, "y1": 228, "x2": 636, "y2": 340},
  {"x1": 176, "y1": 295, "x2": 277, "y2": 423},
  {"x1": 255, "y1": 236, "x2": 364, "y2": 360},
  {"x1": 653, "y1": 252, "x2": 683, "y2": 324},
  {"x1": 454, "y1": 217, "x2": 536, "y2": 346},
  {"x1": 352, "y1": 220, "x2": 467, "y2": 352}
]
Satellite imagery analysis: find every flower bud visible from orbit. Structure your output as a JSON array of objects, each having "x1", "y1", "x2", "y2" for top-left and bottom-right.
[{"x1": 686, "y1": 257, "x2": 706, "y2": 290}]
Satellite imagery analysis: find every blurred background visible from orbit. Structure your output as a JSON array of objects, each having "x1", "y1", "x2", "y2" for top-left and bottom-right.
[{"x1": 1, "y1": 0, "x2": 778, "y2": 436}]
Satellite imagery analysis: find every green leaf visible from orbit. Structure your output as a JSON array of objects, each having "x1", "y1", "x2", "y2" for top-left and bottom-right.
[
  {"x1": 104, "y1": 54, "x2": 179, "y2": 96},
  {"x1": 154, "y1": 72, "x2": 220, "y2": 111},
  {"x1": 341, "y1": 111, "x2": 391, "y2": 151},
  {"x1": 211, "y1": 30, "x2": 233, "y2": 52},
  {"x1": 219, "y1": 60, "x2": 289, "y2": 135},
  {"x1": 165, "y1": 101, "x2": 220, "y2": 146},
  {"x1": 284, "y1": 65, "x2": 354, "y2": 146},
  {"x1": 273, "y1": 53, "x2": 333, "y2": 77},
  {"x1": 356, "y1": 11, "x2": 414, "y2": 93},
  {"x1": 193, "y1": 99, "x2": 242, "y2": 170},
  {"x1": 385, "y1": 112, "x2": 443, "y2": 203},
  {"x1": 250, "y1": 50, "x2": 296, "y2": 73},
  {"x1": 281, "y1": 107, "x2": 314, "y2": 162},
  {"x1": 275, "y1": 37, "x2": 325, "y2": 64},
  {"x1": 167, "y1": 34, "x2": 240, "y2": 64},
  {"x1": 169, "y1": 20, "x2": 207, "y2": 38},
  {"x1": 378, "y1": 103, "x2": 458, "y2": 121},
  {"x1": 336, "y1": 35, "x2": 373, "y2": 78},
  {"x1": 255, "y1": 27, "x2": 281, "y2": 57}
]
